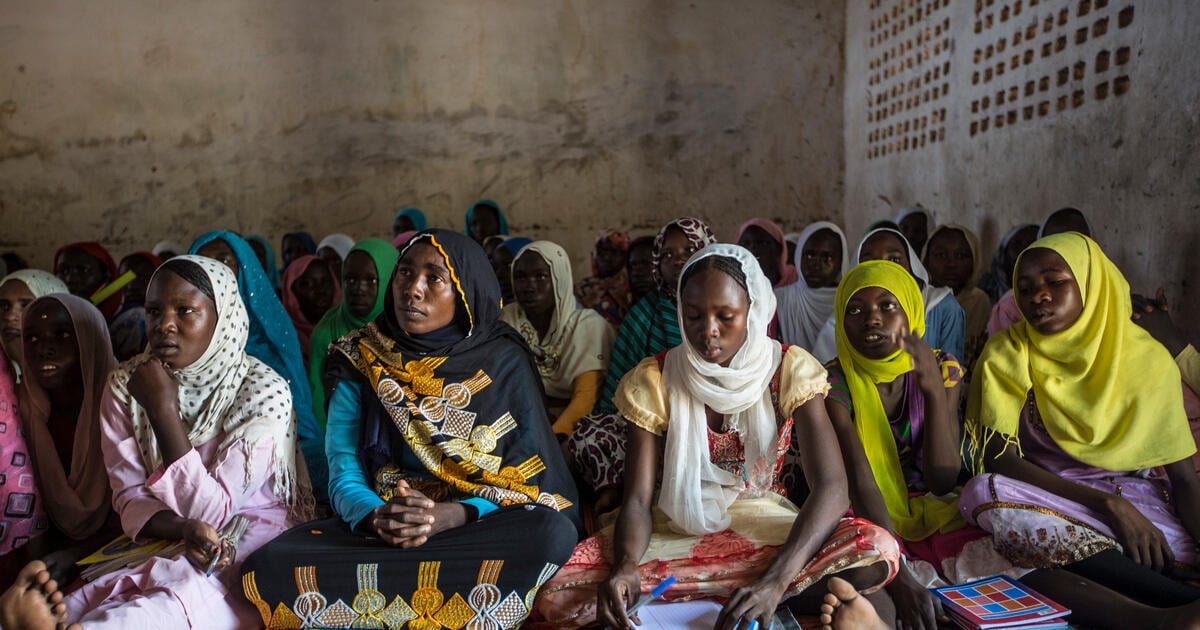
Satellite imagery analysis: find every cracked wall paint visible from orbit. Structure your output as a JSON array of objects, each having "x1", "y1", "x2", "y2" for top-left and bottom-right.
[{"x1": 0, "y1": 0, "x2": 845, "y2": 279}]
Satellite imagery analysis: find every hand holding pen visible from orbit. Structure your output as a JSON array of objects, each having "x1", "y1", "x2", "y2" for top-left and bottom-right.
[{"x1": 600, "y1": 575, "x2": 676, "y2": 630}]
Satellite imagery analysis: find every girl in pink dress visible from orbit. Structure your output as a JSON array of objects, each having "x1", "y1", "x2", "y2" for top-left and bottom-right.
[{"x1": 65, "y1": 255, "x2": 309, "y2": 628}]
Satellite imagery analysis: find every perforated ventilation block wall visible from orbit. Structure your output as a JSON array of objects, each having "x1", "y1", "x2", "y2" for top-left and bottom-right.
[{"x1": 863, "y1": 0, "x2": 1136, "y2": 158}]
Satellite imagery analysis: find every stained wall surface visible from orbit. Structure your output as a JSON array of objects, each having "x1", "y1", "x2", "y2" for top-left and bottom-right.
[
  {"x1": 0, "y1": 1, "x2": 845, "y2": 274},
  {"x1": 844, "y1": 0, "x2": 1200, "y2": 336}
]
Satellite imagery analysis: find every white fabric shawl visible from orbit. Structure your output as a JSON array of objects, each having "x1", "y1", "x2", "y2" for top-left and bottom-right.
[
  {"x1": 774, "y1": 221, "x2": 849, "y2": 351},
  {"x1": 660, "y1": 243, "x2": 782, "y2": 535},
  {"x1": 109, "y1": 255, "x2": 302, "y2": 512}
]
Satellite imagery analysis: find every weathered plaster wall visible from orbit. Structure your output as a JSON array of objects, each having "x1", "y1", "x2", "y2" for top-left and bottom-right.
[
  {"x1": 844, "y1": 0, "x2": 1200, "y2": 336},
  {"x1": 0, "y1": 0, "x2": 845, "y2": 274}
]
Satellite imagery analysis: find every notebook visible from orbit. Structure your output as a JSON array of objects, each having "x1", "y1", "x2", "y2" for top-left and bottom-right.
[{"x1": 931, "y1": 575, "x2": 1071, "y2": 630}]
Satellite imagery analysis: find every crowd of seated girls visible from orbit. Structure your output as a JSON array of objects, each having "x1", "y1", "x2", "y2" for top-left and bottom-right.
[{"x1": 0, "y1": 200, "x2": 1198, "y2": 630}]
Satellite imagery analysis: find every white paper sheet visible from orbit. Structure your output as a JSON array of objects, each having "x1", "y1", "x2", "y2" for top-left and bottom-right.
[{"x1": 632, "y1": 600, "x2": 723, "y2": 629}]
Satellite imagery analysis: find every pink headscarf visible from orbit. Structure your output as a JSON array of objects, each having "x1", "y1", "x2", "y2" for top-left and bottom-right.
[
  {"x1": 19, "y1": 294, "x2": 115, "y2": 540},
  {"x1": 736, "y1": 218, "x2": 800, "y2": 288},
  {"x1": 281, "y1": 255, "x2": 342, "y2": 357},
  {"x1": 392, "y1": 231, "x2": 418, "y2": 249}
]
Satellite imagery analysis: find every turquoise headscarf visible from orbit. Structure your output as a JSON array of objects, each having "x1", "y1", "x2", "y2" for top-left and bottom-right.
[
  {"x1": 188, "y1": 230, "x2": 328, "y2": 500},
  {"x1": 465, "y1": 199, "x2": 509, "y2": 236},
  {"x1": 244, "y1": 234, "x2": 281, "y2": 292},
  {"x1": 307, "y1": 238, "x2": 400, "y2": 430},
  {"x1": 395, "y1": 208, "x2": 427, "y2": 232}
]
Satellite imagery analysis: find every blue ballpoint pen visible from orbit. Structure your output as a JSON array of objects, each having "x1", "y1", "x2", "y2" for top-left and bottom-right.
[
  {"x1": 607, "y1": 575, "x2": 677, "y2": 629},
  {"x1": 204, "y1": 547, "x2": 223, "y2": 577}
]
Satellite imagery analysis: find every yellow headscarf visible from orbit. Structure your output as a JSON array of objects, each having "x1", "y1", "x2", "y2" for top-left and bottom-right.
[
  {"x1": 835, "y1": 261, "x2": 964, "y2": 542},
  {"x1": 967, "y1": 232, "x2": 1194, "y2": 472}
]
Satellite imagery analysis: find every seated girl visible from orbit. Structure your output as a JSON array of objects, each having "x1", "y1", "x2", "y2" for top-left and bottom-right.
[
  {"x1": 961, "y1": 232, "x2": 1200, "y2": 628},
  {"x1": 825, "y1": 260, "x2": 1024, "y2": 629},
  {"x1": 626, "y1": 236, "x2": 656, "y2": 306},
  {"x1": 567, "y1": 217, "x2": 717, "y2": 512},
  {"x1": 281, "y1": 253, "x2": 341, "y2": 362},
  {"x1": 975, "y1": 223, "x2": 1038, "y2": 305},
  {"x1": 189, "y1": 230, "x2": 327, "y2": 502},
  {"x1": 240, "y1": 230, "x2": 580, "y2": 629},
  {"x1": 316, "y1": 233, "x2": 355, "y2": 270},
  {"x1": 61, "y1": 255, "x2": 308, "y2": 627},
  {"x1": 576, "y1": 228, "x2": 631, "y2": 327},
  {"x1": 812, "y1": 227, "x2": 965, "y2": 364},
  {"x1": 736, "y1": 218, "x2": 799, "y2": 288},
  {"x1": 988, "y1": 207, "x2": 1093, "y2": 336},
  {"x1": 109, "y1": 252, "x2": 162, "y2": 361},
  {"x1": 280, "y1": 230, "x2": 317, "y2": 272},
  {"x1": 533, "y1": 244, "x2": 899, "y2": 628},
  {"x1": 0, "y1": 270, "x2": 73, "y2": 564},
  {"x1": 244, "y1": 234, "x2": 282, "y2": 293},
  {"x1": 54, "y1": 242, "x2": 121, "y2": 320},
  {"x1": 466, "y1": 199, "x2": 509, "y2": 244},
  {"x1": 308, "y1": 238, "x2": 399, "y2": 430},
  {"x1": 488, "y1": 236, "x2": 532, "y2": 306},
  {"x1": 14, "y1": 294, "x2": 118, "y2": 586},
  {"x1": 393, "y1": 207, "x2": 427, "y2": 237},
  {"x1": 924, "y1": 225, "x2": 990, "y2": 370},
  {"x1": 501, "y1": 241, "x2": 615, "y2": 438},
  {"x1": 775, "y1": 221, "x2": 849, "y2": 350},
  {"x1": 0, "y1": 270, "x2": 70, "y2": 377}
]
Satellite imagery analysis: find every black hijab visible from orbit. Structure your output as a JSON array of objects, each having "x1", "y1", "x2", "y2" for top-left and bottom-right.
[{"x1": 328, "y1": 229, "x2": 580, "y2": 529}]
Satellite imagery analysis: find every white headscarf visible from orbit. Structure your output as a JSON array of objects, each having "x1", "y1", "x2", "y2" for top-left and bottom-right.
[
  {"x1": 660, "y1": 243, "x2": 782, "y2": 535},
  {"x1": 109, "y1": 255, "x2": 303, "y2": 514},
  {"x1": 317, "y1": 234, "x2": 355, "y2": 261},
  {"x1": 775, "y1": 221, "x2": 849, "y2": 350},
  {"x1": 0, "y1": 270, "x2": 69, "y2": 299},
  {"x1": 855, "y1": 227, "x2": 953, "y2": 313},
  {"x1": 152, "y1": 240, "x2": 185, "y2": 259},
  {"x1": 499, "y1": 241, "x2": 614, "y2": 398}
]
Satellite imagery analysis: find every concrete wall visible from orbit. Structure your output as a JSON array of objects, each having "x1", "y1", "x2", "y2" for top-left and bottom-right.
[
  {"x1": 844, "y1": 0, "x2": 1200, "y2": 337},
  {"x1": 0, "y1": 0, "x2": 846, "y2": 276}
]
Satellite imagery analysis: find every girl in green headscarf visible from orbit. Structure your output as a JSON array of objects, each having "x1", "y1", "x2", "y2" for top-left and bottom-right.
[{"x1": 307, "y1": 238, "x2": 399, "y2": 429}]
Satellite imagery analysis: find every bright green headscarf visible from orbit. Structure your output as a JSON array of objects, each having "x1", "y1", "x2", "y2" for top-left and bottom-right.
[
  {"x1": 835, "y1": 260, "x2": 964, "y2": 541},
  {"x1": 307, "y1": 238, "x2": 400, "y2": 429}
]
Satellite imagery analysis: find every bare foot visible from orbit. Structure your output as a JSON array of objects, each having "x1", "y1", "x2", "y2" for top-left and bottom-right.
[
  {"x1": 819, "y1": 577, "x2": 889, "y2": 630},
  {"x1": 0, "y1": 560, "x2": 74, "y2": 630}
]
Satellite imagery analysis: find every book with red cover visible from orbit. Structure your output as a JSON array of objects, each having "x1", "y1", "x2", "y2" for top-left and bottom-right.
[{"x1": 931, "y1": 575, "x2": 1071, "y2": 630}]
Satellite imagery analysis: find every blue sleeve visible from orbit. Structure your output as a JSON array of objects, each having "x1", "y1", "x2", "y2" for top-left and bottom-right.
[
  {"x1": 458, "y1": 497, "x2": 499, "y2": 520},
  {"x1": 325, "y1": 381, "x2": 385, "y2": 528},
  {"x1": 928, "y1": 299, "x2": 966, "y2": 363}
]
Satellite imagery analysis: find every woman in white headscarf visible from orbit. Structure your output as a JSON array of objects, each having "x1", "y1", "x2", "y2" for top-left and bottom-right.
[
  {"x1": 500, "y1": 241, "x2": 615, "y2": 437},
  {"x1": 0, "y1": 270, "x2": 70, "y2": 377},
  {"x1": 535, "y1": 244, "x2": 899, "y2": 629},
  {"x1": 62, "y1": 255, "x2": 308, "y2": 628},
  {"x1": 774, "y1": 222, "x2": 849, "y2": 351}
]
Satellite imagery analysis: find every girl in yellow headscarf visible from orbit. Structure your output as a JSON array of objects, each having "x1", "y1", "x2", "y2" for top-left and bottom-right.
[
  {"x1": 960, "y1": 232, "x2": 1200, "y2": 628},
  {"x1": 827, "y1": 260, "x2": 1030, "y2": 630}
]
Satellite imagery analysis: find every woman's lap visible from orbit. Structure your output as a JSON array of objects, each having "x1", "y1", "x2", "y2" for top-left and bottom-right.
[{"x1": 241, "y1": 505, "x2": 578, "y2": 629}]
